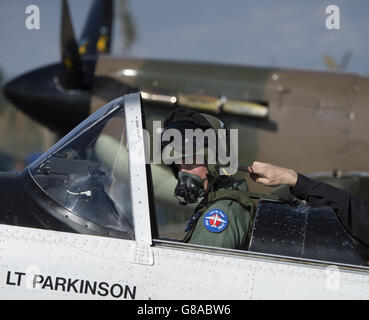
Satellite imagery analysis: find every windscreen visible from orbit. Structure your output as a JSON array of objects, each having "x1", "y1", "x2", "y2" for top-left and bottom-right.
[{"x1": 29, "y1": 98, "x2": 134, "y2": 238}]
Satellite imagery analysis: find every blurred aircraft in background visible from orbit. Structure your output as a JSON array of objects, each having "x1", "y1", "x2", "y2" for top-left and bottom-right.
[{"x1": 2, "y1": 0, "x2": 369, "y2": 199}]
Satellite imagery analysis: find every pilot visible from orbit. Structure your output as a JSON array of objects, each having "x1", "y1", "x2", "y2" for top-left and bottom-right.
[
  {"x1": 248, "y1": 161, "x2": 369, "y2": 249},
  {"x1": 161, "y1": 108, "x2": 255, "y2": 250}
]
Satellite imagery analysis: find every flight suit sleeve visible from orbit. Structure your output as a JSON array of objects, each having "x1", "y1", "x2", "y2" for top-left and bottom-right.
[
  {"x1": 187, "y1": 200, "x2": 252, "y2": 250},
  {"x1": 291, "y1": 173, "x2": 369, "y2": 247}
]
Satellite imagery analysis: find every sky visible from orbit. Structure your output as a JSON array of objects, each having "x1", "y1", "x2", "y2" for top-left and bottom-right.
[{"x1": 0, "y1": 0, "x2": 368, "y2": 81}]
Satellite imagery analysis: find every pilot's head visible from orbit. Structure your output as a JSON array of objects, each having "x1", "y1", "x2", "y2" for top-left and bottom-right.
[{"x1": 161, "y1": 108, "x2": 231, "y2": 205}]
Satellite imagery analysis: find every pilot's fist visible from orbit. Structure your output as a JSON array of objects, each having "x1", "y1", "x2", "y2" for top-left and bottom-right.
[{"x1": 248, "y1": 161, "x2": 298, "y2": 187}]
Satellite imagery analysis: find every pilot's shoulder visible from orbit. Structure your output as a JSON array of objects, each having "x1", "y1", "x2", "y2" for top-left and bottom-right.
[
  {"x1": 205, "y1": 199, "x2": 231, "y2": 212},
  {"x1": 206, "y1": 199, "x2": 250, "y2": 218},
  {"x1": 227, "y1": 199, "x2": 253, "y2": 217}
]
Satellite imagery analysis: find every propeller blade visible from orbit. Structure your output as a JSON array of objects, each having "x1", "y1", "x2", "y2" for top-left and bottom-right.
[
  {"x1": 78, "y1": 0, "x2": 113, "y2": 56},
  {"x1": 323, "y1": 55, "x2": 337, "y2": 70},
  {"x1": 339, "y1": 50, "x2": 353, "y2": 71},
  {"x1": 60, "y1": 0, "x2": 83, "y2": 89}
]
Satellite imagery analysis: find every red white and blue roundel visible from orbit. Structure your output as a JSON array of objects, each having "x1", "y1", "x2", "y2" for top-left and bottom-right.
[{"x1": 204, "y1": 209, "x2": 228, "y2": 233}]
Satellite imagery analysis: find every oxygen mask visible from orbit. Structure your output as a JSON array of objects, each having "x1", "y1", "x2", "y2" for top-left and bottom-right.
[{"x1": 174, "y1": 171, "x2": 206, "y2": 205}]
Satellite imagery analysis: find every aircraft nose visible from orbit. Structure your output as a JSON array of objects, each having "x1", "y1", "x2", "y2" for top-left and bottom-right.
[
  {"x1": 2, "y1": 76, "x2": 26, "y2": 107},
  {"x1": 3, "y1": 78, "x2": 14, "y2": 97},
  {"x1": 2, "y1": 63, "x2": 91, "y2": 135},
  {"x1": 3, "y1": 73, "x2": 35, "y2": 119},
  {"x1": 3, "y1": 66, "x2": 51, "y2": 103}
]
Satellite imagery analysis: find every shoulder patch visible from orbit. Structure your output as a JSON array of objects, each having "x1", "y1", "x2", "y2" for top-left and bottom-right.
[{"x1": 203, "y1": 208, "x2": 228, "y2": 233}]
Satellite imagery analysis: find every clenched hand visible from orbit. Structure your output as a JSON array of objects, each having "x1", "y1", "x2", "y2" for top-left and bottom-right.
[{"x1": 248, "y1": 161, "x2": 298, "y2": 187}]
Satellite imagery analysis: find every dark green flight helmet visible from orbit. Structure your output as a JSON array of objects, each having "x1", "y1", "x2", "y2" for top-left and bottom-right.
[{"x1": 161, "y1": 108, "x2": 234, "y2": 204}]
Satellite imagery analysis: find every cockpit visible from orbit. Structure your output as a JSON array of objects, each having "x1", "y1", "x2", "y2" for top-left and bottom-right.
[{"x1": 14, "y1": 93, "x2": 368, "y2": 268}]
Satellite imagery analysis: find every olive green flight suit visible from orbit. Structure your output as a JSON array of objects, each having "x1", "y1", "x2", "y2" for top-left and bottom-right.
[{"x1": 183, "y1": 179, "x2": 255, "y2": 250}]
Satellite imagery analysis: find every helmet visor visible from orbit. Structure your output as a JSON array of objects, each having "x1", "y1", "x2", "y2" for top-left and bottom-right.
[{"x1": 161, "y1": 120, "x2": 216, "y2": 165}]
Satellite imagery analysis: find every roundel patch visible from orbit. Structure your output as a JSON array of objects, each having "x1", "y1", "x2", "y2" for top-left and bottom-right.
[{"x1": 203, "y1": 209, "x2": 228, "y2": 233}]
